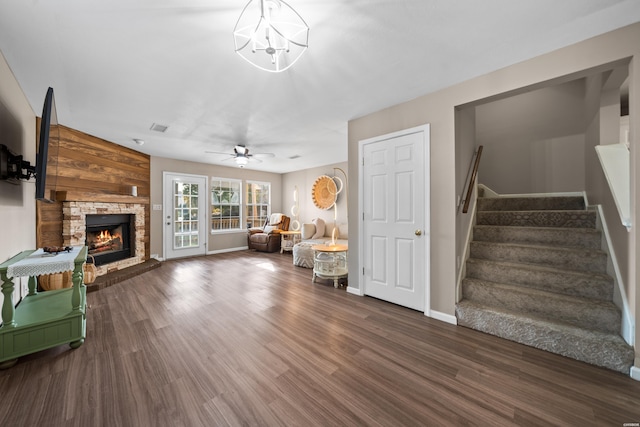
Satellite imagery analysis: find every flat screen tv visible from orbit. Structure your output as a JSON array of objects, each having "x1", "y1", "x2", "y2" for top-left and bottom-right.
[{"x1": 35, "y1": 87, "x2": 58, "y2": 202}]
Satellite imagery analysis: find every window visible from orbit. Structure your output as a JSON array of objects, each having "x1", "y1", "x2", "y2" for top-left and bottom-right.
[
  {"x1": 174, "y1": 181, "x2": 200, "y2": 247},
  {"x1": 246, "y1": 181, "x2": 270, "y2": 228},
  {"x1": 211, "y1": 178, "x2": 242, "y2": 232}
]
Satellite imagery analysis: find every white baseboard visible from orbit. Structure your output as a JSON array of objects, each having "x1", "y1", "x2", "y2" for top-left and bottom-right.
[
  {"x1": 346, "y1": 286, "x2": 363, "y2": 296},
  {"x1": 430, "y1": 310, "x2": 457, "y2": 325},
  {"x1": 207, "y1": 246, "x2": 248, "y2": 255},
  {"x1": 341, "y1": 290, "x2": 458, "y2": 324},
  {"x1": 631, "y1": 365, "x2": 640, "y2": 381}
]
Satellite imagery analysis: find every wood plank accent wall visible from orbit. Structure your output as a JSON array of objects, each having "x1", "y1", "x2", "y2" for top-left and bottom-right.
[{"x1": 36, "y1": 122, "x2": 151, "y2": 261}]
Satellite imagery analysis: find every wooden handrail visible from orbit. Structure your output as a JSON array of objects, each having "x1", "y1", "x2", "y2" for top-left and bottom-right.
[{"x1": 462, "y1": 145, "x2": 483, "y2": 213}]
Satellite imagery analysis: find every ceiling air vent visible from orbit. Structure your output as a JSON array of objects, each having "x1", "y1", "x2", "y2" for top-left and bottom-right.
[{"x1": 150, "y1": 123, "x2": 168, "y2": 133}]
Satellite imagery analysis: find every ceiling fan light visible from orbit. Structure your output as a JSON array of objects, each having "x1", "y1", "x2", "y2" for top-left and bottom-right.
[{"x1": 235, "y1": 156, "x2": 249, "y2": 167}]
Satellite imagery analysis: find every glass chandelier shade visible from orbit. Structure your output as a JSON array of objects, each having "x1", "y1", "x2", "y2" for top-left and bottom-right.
[{"x1": 233, "y1": 0, "x2": 309, "y2": 73}]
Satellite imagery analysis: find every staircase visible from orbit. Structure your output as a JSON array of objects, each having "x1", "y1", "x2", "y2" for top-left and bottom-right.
[{"x1": 455, "y1": 193, "x2": 635, "y2": 374}]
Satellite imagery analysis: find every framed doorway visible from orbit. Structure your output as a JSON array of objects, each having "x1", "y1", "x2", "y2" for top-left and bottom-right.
[
  {"x1": 358, "y1": 124, "x2": 430, "y2": 313},
  {"x1": 163, "y1": 172, "x2": 208, "y2": 260}
]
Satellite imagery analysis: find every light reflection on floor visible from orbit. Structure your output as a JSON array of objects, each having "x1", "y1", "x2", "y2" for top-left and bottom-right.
[
  {"x1": 255, "y1": 262, "x2": 275, "y2": 272},
  {"x1": 162, "y1": 257, "x2": 283, "y2": 314}
]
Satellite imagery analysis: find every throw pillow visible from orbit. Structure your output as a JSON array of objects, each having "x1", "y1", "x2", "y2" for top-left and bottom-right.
[
  {"x1": 312, "y1": 218, "x2": 325, "y2": 239},
  {"x1": 301, "y1": 223, "x2": 315, "y2": 240},
  {"x1": 263, "y1": 225, "x2": 276, "y2": 234}
]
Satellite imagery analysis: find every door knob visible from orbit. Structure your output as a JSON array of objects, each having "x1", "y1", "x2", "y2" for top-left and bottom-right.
[{"x1": 415, "y1": 229, "x2": 422, "y2": 236}]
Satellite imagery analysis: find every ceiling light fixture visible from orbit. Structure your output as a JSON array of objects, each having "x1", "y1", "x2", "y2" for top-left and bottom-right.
[
  {"x1": 133, "y1": 138, "x2": 145, "y2": 146},
  {"x1": 233, "y1": 0, "x2": 309, "y2": 73},
  {"x1": 235, "y1": 156, "x2": 249, "y2": 168}
]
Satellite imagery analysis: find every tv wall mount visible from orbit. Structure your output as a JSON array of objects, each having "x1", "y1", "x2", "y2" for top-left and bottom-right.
[{"x1": 0, "y1": 144, "x2": 36, "y2": 184}]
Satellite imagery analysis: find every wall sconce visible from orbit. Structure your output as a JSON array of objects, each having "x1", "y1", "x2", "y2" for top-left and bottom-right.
[{"x1": 290, "y1": 185, "x2": 300, "y2": 230}]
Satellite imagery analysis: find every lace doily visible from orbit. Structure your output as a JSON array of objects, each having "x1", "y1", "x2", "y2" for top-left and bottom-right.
[{"x1": 6, "y1": 246, "x2": 82, "y2": 278}]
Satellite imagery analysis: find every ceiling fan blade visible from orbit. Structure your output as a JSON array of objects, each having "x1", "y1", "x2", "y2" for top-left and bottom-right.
[
  {"x1": 252, "y1": 152, "x2": 275, "y2": 159},
  {"x1": 205, "y1": 150, "x2": 232, "y2": 156}
]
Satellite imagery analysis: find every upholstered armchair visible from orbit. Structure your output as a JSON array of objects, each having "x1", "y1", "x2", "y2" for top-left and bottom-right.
[{"x1": 248, "y1": 213, "x2": 290, "y2": 252}]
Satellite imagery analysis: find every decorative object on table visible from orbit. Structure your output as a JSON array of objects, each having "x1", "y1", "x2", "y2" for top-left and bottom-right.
[
  {"x1": 83, "y1": 255, "x2": 97, "y2": 284},
  {"x1": 39, "y1": 270, "x2": 73, "y2": 290},
  {"x1": 233, "y1": 0, "x2": 309, "y2": 73},
  {"x1": 43, "y1": 246, "x2": 73, "y2": 254}
]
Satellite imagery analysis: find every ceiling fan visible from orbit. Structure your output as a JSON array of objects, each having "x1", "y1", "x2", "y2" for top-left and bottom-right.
[{"x1": 206, "y1": 145, "x2": 275, "y2": 168}]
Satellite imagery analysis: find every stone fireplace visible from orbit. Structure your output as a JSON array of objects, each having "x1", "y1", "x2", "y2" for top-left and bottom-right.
[{"x1": 63, "y1": 202, "x2": 145, "y2": 276}]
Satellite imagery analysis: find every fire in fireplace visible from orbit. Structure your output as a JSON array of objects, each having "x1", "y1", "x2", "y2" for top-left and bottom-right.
[
  {"x1": 89, "y1": 228, "x2": 123, "y2": 253},
  {"x1": 85, "y1": 214, "x2": 134, "y2": 266}
]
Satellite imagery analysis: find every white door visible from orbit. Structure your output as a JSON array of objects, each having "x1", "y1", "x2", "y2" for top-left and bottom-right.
[
  {"x1": 360, "y1": 125, "x2": 429, "y2": 312},
  {"x1": 163, "y1": 172, "x2": 208, "y2": 260}
]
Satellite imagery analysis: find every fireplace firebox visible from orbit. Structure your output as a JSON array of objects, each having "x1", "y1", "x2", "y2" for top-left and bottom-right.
[{"x1": 85, "y1": 214, "x2": 135, "y2": 266}]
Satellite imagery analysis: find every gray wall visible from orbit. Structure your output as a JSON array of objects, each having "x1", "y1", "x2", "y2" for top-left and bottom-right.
[
  {"x1": 348, "y1": 23, "x2": 640, "y2": 370},
  {"x1": 475, "y1": 79, "x2": 587, "y2": 194},
  {"x1": 149, "y1": 157, "x2": 348, "y2": 258},
  {"x1": 282, "y1": 161, "x2": 348, "y2": 238},
  {"x1": 150, "y1": 156, "x2": 282, "y2": 257},
  {"x1": 0, "y1": 50, "x2": 36, "y2": 262}
]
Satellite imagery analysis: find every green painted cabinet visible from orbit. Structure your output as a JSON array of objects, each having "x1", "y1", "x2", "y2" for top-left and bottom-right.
[{"x1": 0, "y1": 246, "x2": 87, "y2": 368}]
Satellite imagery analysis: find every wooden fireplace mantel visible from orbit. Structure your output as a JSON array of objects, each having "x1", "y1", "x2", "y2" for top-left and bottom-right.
[{"x1": 55, "y1": 191, "x2": 149, "y2": 204}]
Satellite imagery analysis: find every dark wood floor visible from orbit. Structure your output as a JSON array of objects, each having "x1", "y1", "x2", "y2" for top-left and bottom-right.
[{"x1": 1, "y1": 250, "x2": 639, "y2": 426}]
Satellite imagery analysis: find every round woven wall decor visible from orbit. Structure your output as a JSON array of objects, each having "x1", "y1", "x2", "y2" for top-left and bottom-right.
[{"x1": 312, "y1": 175, "x2": 338, "y2": 210}]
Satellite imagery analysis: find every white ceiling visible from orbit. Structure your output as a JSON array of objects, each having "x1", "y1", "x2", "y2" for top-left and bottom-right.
[{"x1": 1, "y1": 1, "x2": 639, "y2": 173}]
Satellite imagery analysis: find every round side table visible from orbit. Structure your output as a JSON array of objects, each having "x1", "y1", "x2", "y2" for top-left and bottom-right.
[
  {"x1": 280, "y1": 230, "x2": 301, "y2": 253},
  {"x1": 311, "y1": 244, "x2": 348, "y2": 288}
]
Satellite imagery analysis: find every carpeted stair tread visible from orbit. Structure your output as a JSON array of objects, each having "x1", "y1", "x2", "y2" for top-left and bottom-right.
[
  {"x1": 470, "y1": 241, "x2": 607, "y2": 273},
  {"x1": 459, "y1": 190, "x2": 632, "y2": 374},
  {"x1": 455, "y1": 300, "x2": 634, "y2": 375},
  {"x1": 477, "y1": 210, "x2": 596, "y2": 228},
  {"x1": 477, "y1": 196, "x2": 585, "y2": 211},
  {"x1": 473, "y1": 225, "x2": 601, "y2": 249},
  {"x1": 465, "y1": 258, "x2": 613, "y2": 301},
  {"x1": 461, "y1": 278, "x2": 620, "y2": 334}
]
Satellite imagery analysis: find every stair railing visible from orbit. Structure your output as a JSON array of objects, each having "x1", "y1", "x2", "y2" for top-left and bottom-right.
[{"x1": 462, "y1": 145, "x2": 483, "y2": 213}]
